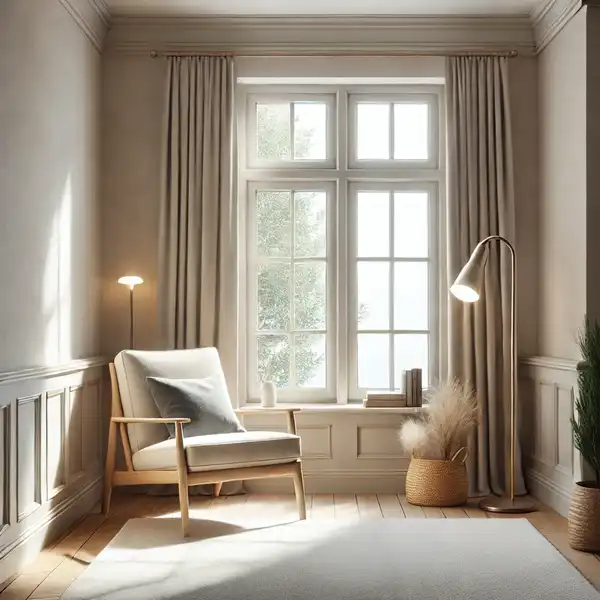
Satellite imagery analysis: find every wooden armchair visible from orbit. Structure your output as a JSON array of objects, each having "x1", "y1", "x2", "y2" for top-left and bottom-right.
[{"x1": 103, "y1": 348, "x2": 306, "y2": 536}]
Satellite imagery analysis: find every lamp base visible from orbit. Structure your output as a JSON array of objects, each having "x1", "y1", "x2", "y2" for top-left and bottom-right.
[{"x1": 479, "y1": 496, "x2": 536, "y2": 514}]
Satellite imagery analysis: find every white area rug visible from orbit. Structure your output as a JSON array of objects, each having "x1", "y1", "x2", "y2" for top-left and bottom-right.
[{"x1": 64, "y1": 517, "x2": 600, "y2": 600}]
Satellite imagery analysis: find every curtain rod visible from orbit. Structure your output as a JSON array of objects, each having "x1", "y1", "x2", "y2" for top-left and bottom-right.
[{"x1": 149, "y1": 50, "x2": 518, "y2": 58}]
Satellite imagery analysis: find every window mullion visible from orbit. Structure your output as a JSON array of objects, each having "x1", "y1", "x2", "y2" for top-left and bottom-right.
[
  {"x1": 290, "y1": 102, "x2": 295, "y2": 160},
  {"x1": 389, "y1": 190, "x2": 395, "y2": 392},
  {"x1": 290, "y1": 190, "x2": 296, "y2": 387}
]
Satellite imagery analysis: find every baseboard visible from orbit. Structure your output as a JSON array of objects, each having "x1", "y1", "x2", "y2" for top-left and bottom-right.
[
  {"x1": 245, "y1": 470, "x2": 407, "y2": 494},
  {"x1": 526, "y1": 468, "x2": 573, "y2": 517},
  {"x1": 0, "y1": 477, "x2": 103, "y2": 585}
]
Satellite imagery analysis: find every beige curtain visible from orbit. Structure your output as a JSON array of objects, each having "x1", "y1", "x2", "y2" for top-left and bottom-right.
[
  {"x1": 159, "y1": 56, "x2": 236, "y2": 381},
  {"x1": 446, "y1": 56, "x2": 526, "y2": 497},
  {"x1": 158, "y1": 55, "x2": 239, "y2": 496}
]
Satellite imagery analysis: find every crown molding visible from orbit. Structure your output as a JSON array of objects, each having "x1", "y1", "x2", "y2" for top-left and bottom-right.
[
  {"x1": 531, "y1": 0, "x2": 582, "y2": 52},
  {"x1": 58, "y1": 0, "x2": 110, "y2": 52},
  {"x1": 105, "y1": 15, "x2": 535, "y2": 56}
]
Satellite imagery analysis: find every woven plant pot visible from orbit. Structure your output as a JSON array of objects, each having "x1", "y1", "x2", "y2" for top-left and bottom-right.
[
  {"x1": 568, "y1": 481, "x2": 600, "y2": 552},
  {"x1": 405, "y1": 447, "x2": 469, "y2": 507}
]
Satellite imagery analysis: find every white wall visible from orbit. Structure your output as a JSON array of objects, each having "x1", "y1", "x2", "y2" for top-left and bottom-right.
[
  {"x1": 99, "y1": 54, "x2": 539, "y2": 359},
  {"x1": 538, "y1": 9, "x2": 587, "y2": 360},
  {"x1": 0, "y1": 0, "x2": 102, "y2": 370}
]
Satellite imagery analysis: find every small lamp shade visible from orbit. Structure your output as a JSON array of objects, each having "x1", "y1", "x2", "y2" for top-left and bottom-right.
[
  {"x1": 450, "y1": 242, "x2": 488, "y2": 303},
  {"x1": 118, "y1": 275, "x2": 143, "y2": 290}
]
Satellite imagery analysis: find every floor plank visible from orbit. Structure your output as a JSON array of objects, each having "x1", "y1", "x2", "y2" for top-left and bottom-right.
[
  {"x1": 422, "y1": 506, "x2": 445, "y2": 519},
  {"x1": 333, "y1": 494, "x2": 359, "y2": 520},
  {"x1": 356, "y1": 494, "x2": 383, "y2": 519},
  {"x1": 441, "y1": 507, "x2": 468, "y2": 518},
  {"x1": 398, "y1": 495, "x2": 426, "y2": 518},
  {"x1": 377, "y1": 494, "x2": 405, "y2": 518},
  {"x1": 311, "y1": 494, "x2": 335, "y2": 519}
]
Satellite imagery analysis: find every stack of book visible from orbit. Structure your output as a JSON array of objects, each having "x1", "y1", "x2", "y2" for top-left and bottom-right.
[
  {"x1": 404, "y1": 368, "x2": 423, "y2": 407},
  {"x1": 363, "y1": 391, "x2": 407, "y2": 408}
]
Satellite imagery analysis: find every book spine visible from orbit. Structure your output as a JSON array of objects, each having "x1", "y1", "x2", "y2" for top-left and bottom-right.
[{"x1": 405, "y1": 370, "x2": 413, "y2": 407}]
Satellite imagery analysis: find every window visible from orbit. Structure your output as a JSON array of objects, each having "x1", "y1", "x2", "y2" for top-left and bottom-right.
[{"x1": 239, "y1": 85, "x2": 443, "y2": 403}]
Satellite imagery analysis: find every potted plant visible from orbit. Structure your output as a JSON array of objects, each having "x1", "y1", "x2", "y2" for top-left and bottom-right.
[
  {"x1": 568, "y1": 317, "x2": 600, "y2": 552},
  {"x1": 399, "y1": 380, "x2": 477, "y2": 507}
]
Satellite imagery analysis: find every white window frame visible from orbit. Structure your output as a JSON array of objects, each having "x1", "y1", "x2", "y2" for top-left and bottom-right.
[
  {"x1": 347, "y1": 181, "x2": 439, "y2": 401},
  {"x1": 246, "y1": 92, "x2": 337, "y2": 170},
  {"x1": 348, "y1": 93, "x2": 439, "y2": 170},
  {"x1": 246, "y1": 180, "x2": 337, "y2": 402},
  {"x1": 238, "y1": 84, "x2": 445, "y2": 405}
]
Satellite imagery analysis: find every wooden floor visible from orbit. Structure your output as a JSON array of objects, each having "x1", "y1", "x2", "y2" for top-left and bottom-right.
[{"x1": 1, "y1": 491, "x2": 600, "y2": 599}]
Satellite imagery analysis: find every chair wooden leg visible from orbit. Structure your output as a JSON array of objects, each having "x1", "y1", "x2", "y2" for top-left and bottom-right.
[
  {"x1": 292, "y1": 462, "x2": 307, "y2": 520},
  {"x1": 175, "y1": 423, "x2": 190, "y2": 537},
  {"x1": 214, "y1": 482, "x2": 223, "y2": 497},
  {"x1": 102, "y1": 419, "x2": 117, "y2": 515}
]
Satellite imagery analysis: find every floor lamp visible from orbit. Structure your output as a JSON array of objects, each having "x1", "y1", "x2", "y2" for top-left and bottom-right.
[
  {"x1": 118, "y1": 275, "x2": 143, "y2": 349},
  {"x1": 450, "y1": 235, "x2": 535, "y2": 514}
]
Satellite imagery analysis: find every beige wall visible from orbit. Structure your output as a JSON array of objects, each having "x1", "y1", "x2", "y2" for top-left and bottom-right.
[
  {"x1": 99, "y1": 54, "x2": 540, "y2": 359},
  {"x1": 538, "y1": 9, "x2": 587, "y2": 360},
  {"x1": 0, "y1": 0, "x2": 101, "y2": 370}
]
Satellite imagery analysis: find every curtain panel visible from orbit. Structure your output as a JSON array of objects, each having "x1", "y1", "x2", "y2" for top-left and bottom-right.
[
  {"x1": 158, "y1": 55, "x2": 236, "y2": 390},
  {"x1": 446, "y1": 56, "x2": 526, "y2": 497}
]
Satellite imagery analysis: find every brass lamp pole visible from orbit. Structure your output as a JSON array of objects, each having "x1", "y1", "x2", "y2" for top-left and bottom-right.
[
  {"x1": 118, "y1": 275, "x2": 143, "y2": 349},
  {"x1": 450, "y1": 235, "x2": 535, "y2": 514}
]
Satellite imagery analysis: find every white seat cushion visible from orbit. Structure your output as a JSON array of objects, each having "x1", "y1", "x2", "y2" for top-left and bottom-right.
[{"x1": 132, "y1": 430, "x2": 301, "y2": 472}]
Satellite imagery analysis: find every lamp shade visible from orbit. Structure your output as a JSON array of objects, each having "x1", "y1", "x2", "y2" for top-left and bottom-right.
[
  {"x1": 450, "y1": 242, "x2": 489, "y2": 303},
  {"x1": 118, "y1": 275, "x2": 143, "y2": 290}
]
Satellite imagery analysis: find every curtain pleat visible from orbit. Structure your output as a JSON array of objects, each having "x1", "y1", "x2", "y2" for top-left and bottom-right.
[{"x1": 446, "y1": 56, "x2": 525, "y2": 497}]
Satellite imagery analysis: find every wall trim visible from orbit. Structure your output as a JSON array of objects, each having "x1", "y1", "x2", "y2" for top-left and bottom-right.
[
  {"x1": 0, "y1": 357, "x2": 109, "y2": 386},
  {"x1": 58, "y1": 0, "x2": 110, "y2": 52},
  {"x1": 106, "y1": 15, "x2": 535, "y2": 56},
  {"x1": 526, "y1": 468, "x2": 573, "y2": 517},
  {"x1": 531, "y1": 0, "x2": 583, "y2": 52},
  {"x1": 520, "y1": 355, "x2": 580, "y2": 372}
]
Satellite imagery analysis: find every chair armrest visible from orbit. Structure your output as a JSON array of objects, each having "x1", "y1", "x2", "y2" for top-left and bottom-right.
[
  {"x1": 111, "y1": 417, "x2": 191, "y2": 424},
  {"x1": 235, "y1": 408, "x2": 300, "y2": 435}
]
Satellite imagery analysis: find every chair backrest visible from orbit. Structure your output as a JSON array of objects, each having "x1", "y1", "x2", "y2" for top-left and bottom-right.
[{"x1": 113, "y1": 347, "x2": 226, "y2": 454}]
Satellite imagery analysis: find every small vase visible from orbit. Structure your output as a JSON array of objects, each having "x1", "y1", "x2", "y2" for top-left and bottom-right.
[
  {"x1": 260, "y1": 381, "x2": 277, "y2": 408},
  {"x1": 568, "y1": 481, "x2": 600, "y2": 552}
]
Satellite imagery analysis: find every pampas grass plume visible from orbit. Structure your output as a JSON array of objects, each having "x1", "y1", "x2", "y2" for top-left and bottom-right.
[{"x1": 398, "y1": 420, "x2": 427, "y2": 457}]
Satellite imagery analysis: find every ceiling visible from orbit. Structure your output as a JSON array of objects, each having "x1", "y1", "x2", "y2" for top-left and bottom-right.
[{"x1": 105, "y1": 0, "x2": 543, "y2": 17}]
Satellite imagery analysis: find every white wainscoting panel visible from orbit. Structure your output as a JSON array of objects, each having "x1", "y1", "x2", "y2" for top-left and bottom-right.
[
  {"x1": 0, "y1": 358, "x2": 108, "y2": 585},
  {"x1": 520, "y1": 356, "x2": 580, "y2": 517},
  {"x1": 241, "y1": 408, "x2": 417, "y2": 493}
]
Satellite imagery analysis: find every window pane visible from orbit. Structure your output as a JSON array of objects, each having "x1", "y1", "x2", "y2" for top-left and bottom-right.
[
  {"x1": 257, "y1": 335, "x2": 290, "y2": 387},
  {"x1": 294, "y1": 262, "x2": 326, "y2": 330},
  {"x1": 394, "y1": 334, "x2": 429, "y2": 387},
  {"x1": 358, "y1": 334, "x2": 390, "y2": 389},
  {"x1": 394, "y1": 103, "x2": 429, "y2": 160},
  {"x1": 256, "y1": 191, "x2": 291, "y2": 257},
  {"x1": 394, "y1": 263, "x2": 428, "y2": 330},
  {"x1": 256, "y1": 103, "x2": 291, "y2": 160},
  {"x1": 357, "y1": 262, "x2": 390, "y2": 331},
  {"x1": 257, "y1": 263, "x2": 290, "y2": 330},
  {"x1": 294, "y1": 333, "x2": 326, "y2": 387},
  {"x1": 394, "y1": 192, "x2": 428, "y2": 258},
  {"x1": 357, "y1": 192, "x2": 389, "y2": 257},
  {"x1": 357, "y1": 103, "x2": 390, "y2": 160},
  {"x1": 294, "y1": 191, "x2": 327, "y2": 257},
  {"x1": 294, "y1": 103, "x2": 327, "y2": 160}
]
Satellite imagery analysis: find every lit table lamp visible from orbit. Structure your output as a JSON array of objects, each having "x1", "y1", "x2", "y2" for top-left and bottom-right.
[
  {"x1": 118, "y1": 275, "x2": 143, "y2": 349},
  {"x1": 450, "y1": 235, "x2": 534, "y2": 514}
]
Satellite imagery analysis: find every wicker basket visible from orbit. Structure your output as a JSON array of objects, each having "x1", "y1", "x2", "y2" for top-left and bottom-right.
[
  {"x1": 568, "y1": 481, "x2": 600, "y2": 552},
  {"x1": 405, "y1": 447, "x2": 469, "y2": 507}
]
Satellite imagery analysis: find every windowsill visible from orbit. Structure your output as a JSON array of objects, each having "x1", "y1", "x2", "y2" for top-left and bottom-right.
[{"x1": 238, "y1": 403, "x2": 427, "y2": 414}]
